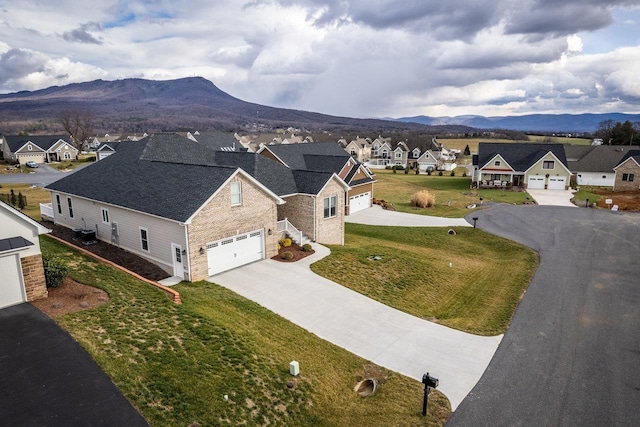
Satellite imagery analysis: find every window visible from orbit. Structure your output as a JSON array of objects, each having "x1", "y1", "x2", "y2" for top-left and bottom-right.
[
  {"x1": 67, "y1": 197, "x2": 74, "y2": 218},
  {"x1": 542, "y1": 160, "x2": 555, "y2": 169},
  {"x1": 230, "y1": 181, "x2": 242, "y2": 205},
  {"x1": 413, "y1": 150, "x2": 420, "y2": 158},
  {"x1": 494, "y1": 160, "x2": 501, "y2": 167},
  {"x1": 140, "y1": 228, "x2": 149, "y2": 252},
  {"x1": 63, "y1": 152, "x2": 72, "y2": 160},
  {"x1": 381, "y1": 150, "x2": 388, "y2": 158},
  {"x1": 395, "y1": 151, "x2": 402, "y2": 159},
  {"x1": 324, "y1": 195, "x2": 337, "y2": 218},
  {"x1": 55, "y1": 194, "x2": 62, "y2": 214},
  {"x1": 350, "y1": 149, "x2": 356, "y2": 157},
  {"x1": 27, "y1": 144, "x2": 32, "y2": 151},
  {"x1": 622, "y1": 173, "x2": 635, "y2": 182},
  {"x1": 101, "y1": 208, "x2": 110, "y2": 224}
]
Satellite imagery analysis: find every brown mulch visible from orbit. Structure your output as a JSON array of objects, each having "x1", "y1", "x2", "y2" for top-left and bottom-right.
[
  {"x1": 272, "y1": 242, "x2": 315, "y2": 262},
  {"x1": 31, "y1": 277, "x2": 109, "y2": 319},
  {"x1": 44, "y1": 222, "x2": 171, "y2": 281}
]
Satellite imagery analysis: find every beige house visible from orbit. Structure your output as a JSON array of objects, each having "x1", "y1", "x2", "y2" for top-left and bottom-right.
[
  {"x1": 2, "y1": 135, "x2": 77, "y2": 164},
  {"x1": 45, "y1": 134, "x2": 348, "y2": 281},
  {"x1": 0, "y1": 201, "x2": 50, "y2": 309}
]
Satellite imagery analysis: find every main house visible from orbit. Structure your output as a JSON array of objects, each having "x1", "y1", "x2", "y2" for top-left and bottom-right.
[
  {"x1": 2, "y1": 135, "x2": 78, "y2": 164},
  {"x1": 0, "y1": 201, "x2": 50, "y2": 309},
  {"x1": 473, "y1": 143, "x2": 571, "y2": 189},
  {"x1": 257, "y1": 141, "x2": 376, "y2": 215},
  {"x1": 45, "y1": 134, "x2": 348, "y2": 282}
]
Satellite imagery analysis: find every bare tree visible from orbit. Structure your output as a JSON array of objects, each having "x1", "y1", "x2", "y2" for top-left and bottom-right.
[{"x1": 60, "y1": 109, "x2": 94, "y2": 151}]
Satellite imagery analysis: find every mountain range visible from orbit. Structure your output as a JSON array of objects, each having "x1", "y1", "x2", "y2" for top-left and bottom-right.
[
  {"x1": 0, "y1": 76, "x2": 637, "y2": 134},
  {"x1": 394, "y1": 113, "x2": 640, "y2": 133}
]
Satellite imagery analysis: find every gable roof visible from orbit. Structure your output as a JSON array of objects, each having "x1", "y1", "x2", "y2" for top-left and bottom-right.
[
  {"x1": 0, "y1": 200, "x2": 51, "y2": 235},
  {"x1": 614, "y1": 150, "x2": 640, "y2": 170},
  {"x1": 263, "y1": 142, "x2": 350, "y2": 169},
  {"x1": 567, "y1": 145, "x2": 640, "y2": 173},
  {"x1": 3, "y1": 135, "x2": 69, "y2": 153},
  {"x1": 477, "y1": 143, "x2": 568, "y2": 171}
]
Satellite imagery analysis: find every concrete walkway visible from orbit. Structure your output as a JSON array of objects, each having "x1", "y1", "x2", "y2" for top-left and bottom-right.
[
  {"x1": 526, "y1": 189, "x2": 576, "y2": 207},
  {"x1": 211, "y1": 245, "x2": 502, "y2": 410},
  {"x1": 346, "y1": 204, "x2": 473, "y2": 227}
]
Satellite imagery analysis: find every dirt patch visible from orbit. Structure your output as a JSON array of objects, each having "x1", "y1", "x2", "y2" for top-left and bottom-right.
[
  {"x1": 45, "y1": 222, "x2": 170, "y2": 281},
  {"x1": 592, "y1": 190, "x2": 640, "y2": 211},
  {"x1": 271, "y1": 242, "x2": 315, "y2": 262},
  {"x1": 31, "y1": 277, "x2": 109, "y2": 319}
]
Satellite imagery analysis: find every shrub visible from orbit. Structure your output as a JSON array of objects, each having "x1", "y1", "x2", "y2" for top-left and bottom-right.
[
  {"x1": 302, "y1": 243, "x2": 312, "y2": 252},
  {"x1": 427, "y1": 170, "x2": 432, "y2": 176},
  {"x1": 404, "y1": 168, "x2": 409, "y2": 174},
  {"x1": 17, "y1": 192, "x2": 26, "y2": 210},
  {"x1": 450, "y1": 171, "x2": 456, "y2": 176},
  {"x1": 281, "y1": 251, "x2": 293, "y2": 260},
  {"x1": 410, "y1": 190, "x2": 435, "y2": 208},
  {"x1": 43, "y1": 255, "x2": 68, "y2": 288},
  {"x1": 438, "y1": 171, "x2": 443, "y2": 176},
  {"x1": 462, "y1": 171, "x2": 467, "y2": 177},
  {"x1": 415, "y1": 169, "x2": 420, "y2": 175},
  {"x1": 281, "y1": 238, "x2": 292, "y2": 248}
]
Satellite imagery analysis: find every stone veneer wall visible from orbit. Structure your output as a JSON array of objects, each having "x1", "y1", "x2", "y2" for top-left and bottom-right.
[
  {"x1": 614, "y1": 161, "x2": 640, "y2": 191},
  {"x1": 20, "y1": 254, "x2": 48, "y2": 301},
  {"x1": 314, "y1": 179, "x2": 345, "y2": 245}
]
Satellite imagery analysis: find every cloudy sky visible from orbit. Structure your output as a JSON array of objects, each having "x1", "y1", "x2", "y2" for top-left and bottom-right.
[{"x1": 1, "y1": 0, "x2": 640, "y2": 119}]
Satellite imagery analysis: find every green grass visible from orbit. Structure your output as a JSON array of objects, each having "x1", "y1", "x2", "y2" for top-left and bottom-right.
[
  {"x1": 311, "y1": 224, "x2": 538, "y2": 336},
  {"x1": 374, "y1": 170, "x2": 531, "y2": 217},
  {"x1": 0, "y1": 183, "x2": 51, "y2": 219},
  {"x1": 40, "y1": 236, "x2": 451, "y2": 426},
  {"x1": 571, "y1": 186, "x2": 605, "y2": 206}
]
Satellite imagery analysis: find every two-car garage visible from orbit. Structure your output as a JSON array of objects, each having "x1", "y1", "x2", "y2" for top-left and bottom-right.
[
  {"x1": 527, "y1": 176, "x2": 566, "y2": 190},
  {"x1": 206, "y1": 230, "x2": 264, "y2": 276}
]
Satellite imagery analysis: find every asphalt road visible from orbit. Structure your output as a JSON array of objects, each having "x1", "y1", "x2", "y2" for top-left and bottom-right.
[
  {"x1": 0, "y1": 163, "x2": 90, "y2": 186},
  {"x1": 448, "y1": 205, "x2": 640, "y2": 426}
]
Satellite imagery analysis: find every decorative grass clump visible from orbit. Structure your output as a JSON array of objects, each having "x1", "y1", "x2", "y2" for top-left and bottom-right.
[{"x1": 410, "y1": 190, "x2": 435, "y2": 208}]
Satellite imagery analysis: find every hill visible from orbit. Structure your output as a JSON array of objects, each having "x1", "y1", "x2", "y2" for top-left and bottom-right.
[
  {"x1": 0, "y1": 77, "x2": 469, "y2": 135},
  {"x1": 395, "y1": 113, "x2": 640, "y2": 133}
]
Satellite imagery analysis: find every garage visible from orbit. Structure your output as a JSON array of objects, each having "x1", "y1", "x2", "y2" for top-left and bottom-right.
[
  {"x1": 207, "y1": 230, "x2": 264, "y2": 276},
  {"x1": 0, "y1": 254, "x2": 26, "y2": 309},
  {"x1": 349, "y1": 192, "x2": 371, "y2": 214},
  {"x1": 527, "y1": 176, "x2": 545, "y2": 189},
  {"x1": 548, "y1": 177, "x2": 566, "y2": 190}
]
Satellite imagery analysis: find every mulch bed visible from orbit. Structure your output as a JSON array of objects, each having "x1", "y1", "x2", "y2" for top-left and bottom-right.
[
  {"x1": 31, "y1": 277, "x2": 109, "y2": 319},
  {"x1": 272, "y1": 242, "x2": 315, "y2": 262},
  {"x1": 45, "y1": 222, "x2": 171, "y2": 281}
]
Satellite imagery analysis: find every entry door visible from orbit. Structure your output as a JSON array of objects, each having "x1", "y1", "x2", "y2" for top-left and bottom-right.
[{"x1": 171, "y1": 243, "x2": 184, "y2": 279}]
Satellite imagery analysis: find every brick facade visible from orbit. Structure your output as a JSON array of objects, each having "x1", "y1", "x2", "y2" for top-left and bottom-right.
[
  {"x1": 613, "y1": 159, "x2": 640, "y2": 192},
  {"x1": 187, "y1": 174, "x2": 279, "y2": 281},
  {"x1": 20, "y1": 254, "x2": 48, "y2": 302},
  {"x1": 278, "y1": 195, "x2": 315, "y2": 239},
  {"x1": 315, "y1": 179, "x2": 345, "y2": 245}
]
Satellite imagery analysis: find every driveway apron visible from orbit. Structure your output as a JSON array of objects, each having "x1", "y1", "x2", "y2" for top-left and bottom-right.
[
  {"x1": 0, "y1": 304, "x2": 149, "y2": 426},
  {"x1": 211, "y1": 245, "x2": 501, "y2": 410}
]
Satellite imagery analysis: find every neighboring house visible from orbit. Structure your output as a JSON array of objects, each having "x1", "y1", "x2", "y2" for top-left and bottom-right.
[
  {"x1": 45, "y1": 134, "x2": 348, "y2": 281},
  {"x1": 96, "y1": 141, "x2": 125, "y2": 161},
  {"x1": 415, "y1": 150, "x2": 440, "y2": 171},
  {"x1": 613, "y1": 150, "x2": 640, "y2": 192},
  {"x1": 90, "y1": 133, "x2": 149, "y2": 150},
  {"x1": 344, "y1": 136, "x2": 372, "y2": 163},
  {"x1": 258, "y1": 141, "x2": 376, "y2": 215},
  {"x1": 473, "y1": 143, "x2": 571, "y2": 189},
  {"x1": 0, "y1": 201, "x2": 50, "y2": 309},
  {"x1": 565, "y1": 145, "x2": 640, "y2": 188},
  {"x1": 2, "y1": 135, "x2": 77, "y2": 164}
]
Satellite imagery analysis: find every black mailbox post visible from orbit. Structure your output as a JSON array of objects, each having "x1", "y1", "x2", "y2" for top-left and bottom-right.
[{"x1": 422, "y1": 372, "x2": 439, "y2": 417}]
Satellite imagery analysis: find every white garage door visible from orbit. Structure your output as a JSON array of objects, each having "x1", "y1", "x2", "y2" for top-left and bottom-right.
[
  {"x1": 207, "y1": 230, "x2": 264, "y2": 276},
  {"x1": 349, "y1": 192, "x2": 371, "y2": 214},
  {"x1": 0, "y1": 255, "x2": 26, "y2": 309},
  {"x1": 548, "y1": 177, "x2": 566, "y2": 190},
  {"x1": 527, "y1": 176, "x2": 545, "y2": 189}
]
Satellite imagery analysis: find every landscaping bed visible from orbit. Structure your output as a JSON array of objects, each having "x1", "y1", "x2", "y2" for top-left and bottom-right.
[
  {"x1": 272, "y1": 241, "x2": 315, "y2": 262},
  {"x1": 31, "y1": 277, "x2": 109, "y2": 319}
]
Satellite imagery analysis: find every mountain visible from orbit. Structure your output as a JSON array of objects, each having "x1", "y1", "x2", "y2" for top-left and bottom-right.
[
  {"x1": 394, "y1": 113, "x2": 640, "y2": 133},
  {"x1": 0, "y1": 77, "x2": 461, "y2": 134}
]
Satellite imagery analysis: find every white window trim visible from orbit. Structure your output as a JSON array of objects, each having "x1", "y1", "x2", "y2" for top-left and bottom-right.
[
  {"x1": 139, "y1": 227, "x2": 150, "y2": 252},
  {"x1": 230, "y1": 181, "x2": 242, "y2": 206},
  {"x1": 542, "y1": 160, "x2": 555, "y2": 170},
  {"x1": 324, "y1": 195, "x2": 337, "y2": 219},
  {"x1": 63, "y1": 152, "x2": 72, "y2": 160},
  {"x1": 101, "y1": 207, "x2": 110, "y2": 224},
  {"x1": 67, "y1": 197, "x2": 74, "y2": 218},
  {"x1": 55, "y1": 194, "x2": 62, "y2": 214},
  {"x1": 494, "y1": 160, "x2": 501, "y2": 166}
]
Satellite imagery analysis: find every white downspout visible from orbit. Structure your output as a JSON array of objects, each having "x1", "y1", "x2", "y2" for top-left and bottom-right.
[
  {"x1": 313, "y1": 195, "x2": 317, "y2": 242},
  {"x1": 182, "y1": 223, "x2": 191, "y2": 281}
]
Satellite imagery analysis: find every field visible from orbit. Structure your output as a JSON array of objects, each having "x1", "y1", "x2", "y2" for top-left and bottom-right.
[{"x1": 438, "y1": 136, "x2": 592, "y2": 153}]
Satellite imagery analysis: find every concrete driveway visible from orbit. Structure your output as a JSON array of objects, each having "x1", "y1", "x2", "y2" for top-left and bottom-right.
[
  {"x1": 0, "y1": 304, "x2": 148, "y2": 426},
  {"x1": 211, "y1": 245, "x2": 501, "y2": 410},
  {"x1": 347, "y1": 204, "x2": 473, "y2": 227},
  {"x1": 526, "y1": 189, "x2": 576, "y2": 207},
  {"x1": 448, "y1": 206, "x2": 640, "y2": 426}
]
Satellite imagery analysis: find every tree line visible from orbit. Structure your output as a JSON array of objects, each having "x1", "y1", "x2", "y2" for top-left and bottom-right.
[{"x1": 595, "y1": 120, "x2": 640, "y2": 145}]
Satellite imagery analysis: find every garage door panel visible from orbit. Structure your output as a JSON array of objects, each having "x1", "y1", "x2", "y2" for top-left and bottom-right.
[
  {"x1": 0, "y1": 255, "x2": 26, "y2": 309},
  {"x1": 527, "y1": 177, "x2": 545, "y2": 189},
  {"x1": 349, "y1": 192, "x2": 371, "y2": 214},
  {"x1": 548, "y1": 177, "x2": 566, "y2": 190},
  {"x1": 207, "y1": 230, "x2": 264, "y2": 276}
]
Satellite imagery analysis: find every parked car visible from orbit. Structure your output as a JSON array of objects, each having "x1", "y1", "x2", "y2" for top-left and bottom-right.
[{"x1": 25, "y1": 161, "x2": 39, "y2": 168}]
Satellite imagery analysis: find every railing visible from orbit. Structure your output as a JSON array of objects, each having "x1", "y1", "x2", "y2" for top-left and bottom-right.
[
  {"x1": 40, "y1": 203, "x2": 54, "y2": 220},
  {"x1": 276, "y1": 218, "x2": 304, "y2": 244}
]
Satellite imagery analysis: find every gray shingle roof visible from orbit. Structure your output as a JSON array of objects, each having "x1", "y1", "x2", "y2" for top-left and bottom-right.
[
  {"x1": 616, "y1": 150, "x2": 640, "y2": 168},
  {"x1": 4, "y1": 135, "x2": 69, "y2": 152},
  {"x1": 477, "y1": 143, "x2": 568, "y2": 171},
  {"x1": 194, "y1": 131, "x2": 246, "y2": 152},
  {"x1": 266, "y1": 142, "x2": 350, "y2": 170},
  {"x1": 0, "y1": 236, "x2": 33, "y2": 252},
  {"x1": 567, "y1": 145, "x2": 640, "y2": 172}
]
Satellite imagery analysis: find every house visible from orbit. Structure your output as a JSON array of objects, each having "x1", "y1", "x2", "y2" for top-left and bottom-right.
[
  {"x1": 258, "y1": 141, "x2": 376, "y2": 215},
  {"x1": 473, "y1": 143, "x2": 571, "y2": 189},
  {"x1": 565, "y1": 145, "x2": 640, "y2": 188},
  {"x1": 2, "y1": 135, "x2": 77, "y2": 164},
  {"x1": 45, "y1": 134, "x2": 348, "y2": 281},
  {"x1": 613, "y1": 150, "x2": 640, "y2": 192},
  {"x1": 343, "y1": 136, "x2": 372, "y2": 163},
  {"x1": 0, "y1": 201, "x2": 50, "y2": 309},
  {"x1": 414, "y1": 150, "x2": 440, "y2": 171}
]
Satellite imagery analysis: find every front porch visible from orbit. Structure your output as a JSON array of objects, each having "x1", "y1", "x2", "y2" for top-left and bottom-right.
[{"x1": 475, "y1": 172, "x2": 524, "y2": 189}]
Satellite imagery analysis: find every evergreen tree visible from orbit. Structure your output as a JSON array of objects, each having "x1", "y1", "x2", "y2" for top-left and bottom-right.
[
  {"x1": 10, "y1": 189, "x2": 17, "y2": 207},
  {"x1": 18, "y1": 192, "x2": 26, "y2": 210}
]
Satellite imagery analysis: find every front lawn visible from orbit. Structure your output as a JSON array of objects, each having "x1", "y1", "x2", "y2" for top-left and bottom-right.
[
  {"x1": 40, "y1": 237, "x2": 451, "y2": 426},
  {"x1": 373, "y1": 169, "x2": 532, "y2": 217},
  {"x1": 311, "y1": 224, "x2": 538, "y2": 336},
  {"x1": 0, "y1": 183, "x2": 51, "y2": 219}
]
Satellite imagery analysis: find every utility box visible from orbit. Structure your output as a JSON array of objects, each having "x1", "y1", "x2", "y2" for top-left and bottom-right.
[{"x1": 289, "y1": 361, "x2": 299, "y2": 376}]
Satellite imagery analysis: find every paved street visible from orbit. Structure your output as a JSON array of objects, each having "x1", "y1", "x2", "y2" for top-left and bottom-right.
[
  {"x1": 448, "y1": 205, "x2": 640, "y2": 426},
  {"x1": 0, "y1": 163, "x2": 90, "y2": 186}
]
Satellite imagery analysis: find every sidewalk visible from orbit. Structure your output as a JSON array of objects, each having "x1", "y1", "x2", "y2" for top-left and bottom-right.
[{"x1": 210, "y1": 245, "x2": 501, "y2": 410}]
